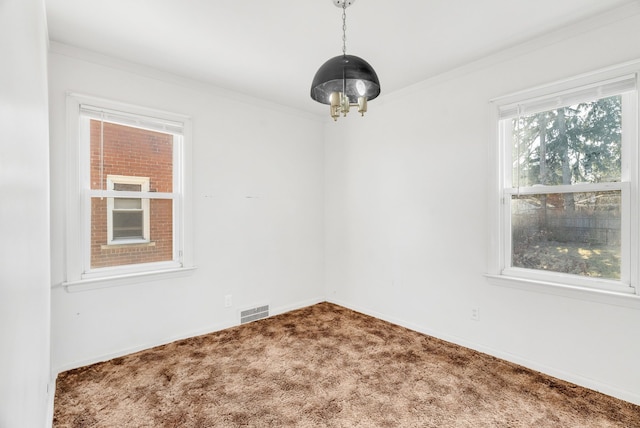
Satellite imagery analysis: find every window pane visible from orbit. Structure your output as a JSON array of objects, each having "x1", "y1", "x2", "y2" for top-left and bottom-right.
[
  {"x1": 88, "y1": 119, "x2": 175, "y2": 269},
  {"x1": 90, "y1": 120, "x2": 173, "y2": 192},
  {"x1": 113, "y1": 183, "x2": 141, "y2": 192},
  {"x1": 114, "y1": 198, "x2": 141, "y2": 209},
  {"x1": 113, "y1": 211, "x2": 143, "y2": 239},
  {"x1": 512, "y1": 96, "x2": 622, "y2": 187},
  {"x1": 511, "y1": 191, "x2": 621, "y2": 279},
  {"x1": 90, "y1": 197, "x2": 174, "y2": 269}
]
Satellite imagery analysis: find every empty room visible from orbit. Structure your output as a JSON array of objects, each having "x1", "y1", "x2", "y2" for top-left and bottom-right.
[{"x1": 2, "y1": 0, "x2": 640, "y2": 426}]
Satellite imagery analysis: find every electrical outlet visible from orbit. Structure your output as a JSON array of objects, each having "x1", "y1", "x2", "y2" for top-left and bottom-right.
[
  {"x1": 471, "y1": 307, "x2": 479, "y2": 321},
  {"x1": 224, "y1": 294, "x2": 232, "y2": 308}
]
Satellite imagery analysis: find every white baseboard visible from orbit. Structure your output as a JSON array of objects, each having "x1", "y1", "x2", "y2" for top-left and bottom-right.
[{"x1": 270, "y1": 296, "x2": 325, "y2": 317}]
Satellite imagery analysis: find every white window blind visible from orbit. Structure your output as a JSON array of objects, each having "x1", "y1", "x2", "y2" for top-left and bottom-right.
[
  {"x1": 79, "y1": 104, "x2": 184, "y2": 135},
  {"x1": 498, "y1": 74, "x2": 637, "y2": 119}
]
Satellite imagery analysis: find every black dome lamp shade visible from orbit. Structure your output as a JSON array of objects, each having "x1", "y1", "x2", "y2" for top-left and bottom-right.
[
  {"x1": 310, "y1": 0, "x2": 380, "y2": 121},
  {"x1": 310, "y1": 55, "x2": 381, "y2": 104}
]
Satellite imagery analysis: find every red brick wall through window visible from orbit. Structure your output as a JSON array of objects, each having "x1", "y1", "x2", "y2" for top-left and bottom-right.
[{"x1": 89, "y1": 120, "x2": 174, "y2": 268}]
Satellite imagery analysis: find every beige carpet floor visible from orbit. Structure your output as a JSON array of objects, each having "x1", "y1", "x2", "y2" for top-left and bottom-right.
[{"x1": 53, "y1": 302, "x2": 640, "y2": 427}]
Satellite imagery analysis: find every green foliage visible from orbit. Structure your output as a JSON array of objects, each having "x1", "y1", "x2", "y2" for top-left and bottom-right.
[
  {"x1": 512, "y1": 96, "x2": 622, "y2": 187},
  {"x1": 509, "y1": 96, "x2": 623, "y2": 279}
]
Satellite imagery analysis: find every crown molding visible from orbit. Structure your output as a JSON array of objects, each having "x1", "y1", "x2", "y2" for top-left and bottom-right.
[
  {"x1": 48, "y1": 41, "x2": 325, "y2": 122},
  {"x1": 380, "y1": 1, "x2": 640, "y2": 104}
]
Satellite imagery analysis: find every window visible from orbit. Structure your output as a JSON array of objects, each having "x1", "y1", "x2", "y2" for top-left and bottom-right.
[
  {"x1": 64, "y1": 94, "x2": 194, "y2": 286},
  {"x1": 490, "y1": 70, "x2": 639, "y2": 295},
  {"x1": 107, "y1": 175, "x2": 150, "y2": 245}
]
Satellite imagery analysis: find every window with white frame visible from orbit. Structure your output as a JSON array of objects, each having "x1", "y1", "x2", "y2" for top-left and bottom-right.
[
  {"x1": 490, "y1": 70, "x2": 638, "y2": 295},
  {"x1": 64, "y1": 94, "x2": 193, "y2": 285},
  {"x1": 107, "y1": 175, "x2": 150, "y2": 244}
]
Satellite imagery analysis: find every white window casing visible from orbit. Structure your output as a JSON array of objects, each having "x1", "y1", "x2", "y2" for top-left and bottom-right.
[
  {"x1": 487, "y1": 61, "x2": 640, "y2": 305},
  {"x1": 106, "y1": 175, "x2": 150, "y2": 245},
  {"x1": 61, "y1": 93, "x2": 195, "y2": 290}
]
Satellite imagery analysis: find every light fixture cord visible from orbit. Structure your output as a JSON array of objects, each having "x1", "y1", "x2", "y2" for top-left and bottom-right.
[{"x1": 342, "y1": 2, "x2": 347, "y2": 55}]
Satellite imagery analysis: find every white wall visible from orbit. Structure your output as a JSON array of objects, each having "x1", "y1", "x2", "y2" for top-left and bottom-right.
[
  {"x1": 0, "y1": 0, "x2": 51, "y2": 426},
  {"x1": 49, "y1": 46, "x2": 325, "y2": 372},
  {"x1": 325, "y1": 9, "x2": 640, "y2": 405}
]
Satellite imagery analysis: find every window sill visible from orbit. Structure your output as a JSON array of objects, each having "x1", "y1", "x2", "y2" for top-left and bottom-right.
[
  {"x1": 57, "y1": 265, "x2": 197, "y2": 293},
  {"x1": 485, "y1": 274, "x2": 640, "y2": 309},
  {"x1": 101, "y1": 241, "x2": 155, "y2": 249}
]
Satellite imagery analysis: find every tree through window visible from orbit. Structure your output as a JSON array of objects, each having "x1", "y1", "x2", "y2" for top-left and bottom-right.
[
  {"x1": 510, "y1": 96, "x2": 622, "y2": 279},
  {"x1": 494, "y1": 73, "x2": 637, "y2": 293}
]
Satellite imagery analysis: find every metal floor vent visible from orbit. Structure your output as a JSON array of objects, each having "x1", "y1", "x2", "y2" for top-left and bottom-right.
[{"x1": 240, "y1": 304, "x2": 269, "y2": 324}]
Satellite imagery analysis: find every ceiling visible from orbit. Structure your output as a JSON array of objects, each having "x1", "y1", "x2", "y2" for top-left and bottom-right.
[{"x1": 45, "y1": 0, "x2": 635, "y2": 115}]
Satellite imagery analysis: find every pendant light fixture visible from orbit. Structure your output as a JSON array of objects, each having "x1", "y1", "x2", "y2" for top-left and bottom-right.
[{"x1": 310, "y1": 0, "x2": 380, "y2": 121}]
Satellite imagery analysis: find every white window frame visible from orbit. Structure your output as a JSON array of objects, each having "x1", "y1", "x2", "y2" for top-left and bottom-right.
[
  {"x1": 63, "y1": 93, "x2": 195, "y2": 290},
  {"x1": 106, "y1": 175, "x2": 150, "y2": 245},
  {"x1": 487, "y1": 62, "x2": 640, "y2": 302}
]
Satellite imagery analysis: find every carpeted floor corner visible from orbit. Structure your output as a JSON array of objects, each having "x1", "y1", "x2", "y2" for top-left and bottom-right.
[{"x1": 53, "y1": 302, "x2": 640, "y2": 427}]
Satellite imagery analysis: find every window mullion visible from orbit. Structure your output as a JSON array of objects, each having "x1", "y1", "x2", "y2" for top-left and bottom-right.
[
  {"x1": 87, "y1": 189, "x2": 175, "y2": 199},
  {"x1": 504, "y1": 182, "x2": 624, "y2": 196}
]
